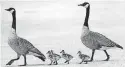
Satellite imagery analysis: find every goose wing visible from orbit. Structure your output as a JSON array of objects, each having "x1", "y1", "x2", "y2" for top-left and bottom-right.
[
  {"x1": 64, "y1": 54, "x2": 73, "y2": 59},
  {"x1": 67, "y1": 54, "x2": 73, "y2": 58},
  {"x1": 17, "y1": 37, "x2": 35, "y2": 50},
  {"x1": 53, "y1": 54, "x2": 61, "y2": 60},
  {"x1": 17, "y1": 37, "x2": 46, "y2": 59},
  {"x1": 54, "y1": 54, "x2": 61, "y2": 57},
  {"x1": 29, "y1": 48, "x2": 46, "y2": 59},
  {"x1": 89, "y1": 31, "x2": 118, "y2": 47}
]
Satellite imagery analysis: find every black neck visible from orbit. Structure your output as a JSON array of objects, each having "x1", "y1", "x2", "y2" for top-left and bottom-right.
[
  {"x1": 84, "y1": 5, "x2": 90, "y2": 28},
  {"x1": 12, "y1": 11, "x2": 16, "y2": 31}
]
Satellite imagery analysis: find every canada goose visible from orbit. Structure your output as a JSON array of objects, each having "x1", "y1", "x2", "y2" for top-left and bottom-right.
[
  {"x1": 77, "y1": 51, "x2": 90, "y2": 64},
  {"x1": 46, "y1": 50, "x2": 61, "y2": 65},
  {"x1": 78, "y1": 2, "x2": 123, "y2": 62},
  {"x1": 60, "y1": 50, "x2": 73, "y2": 64},
  {"x1": 5, "y1": 7, "x2": 46, "y2": 66}
]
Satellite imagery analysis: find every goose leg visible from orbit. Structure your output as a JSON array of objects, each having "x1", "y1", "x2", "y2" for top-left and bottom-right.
[
  {"x1": 103, "y1": 50, "x2": 110, "y2": 61},
  {"x1": 23, "y1": 55, "x2": 27, "y2": 66},
  {"x1": 84, "y1": 61, "x2": 88, "y2": 64},
  {"x1": 88, "y1": 49, "x2": 95, "y2": 62},
  {"x1": 19, "y1": 55, "x2": 27, "y2": 66},
  {"x1": 6, "y1": 54, "x2": 21, "y2": 65}
]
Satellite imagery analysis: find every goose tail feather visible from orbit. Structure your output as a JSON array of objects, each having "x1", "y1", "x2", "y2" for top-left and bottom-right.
[
  {"x1": 35, "y1": 56, "x2": 46, "y2": 61},
  {"x1": 29, "y1": 48, "x2": 46, "y2": 61},
  {"x1": 116, "y1": 44, "x2": 123, "y2": 49}
]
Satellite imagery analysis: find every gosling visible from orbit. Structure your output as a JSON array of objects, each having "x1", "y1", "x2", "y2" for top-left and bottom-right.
[
  {"x1": 60, "y1": 50, "x2": 73, "y2": 64},
  {"x1": 46, "y1": 50, "x2": 61, "y2": 65},
  {"x1": 77, "y1": 51, "x2": 90, "y2": 64}
]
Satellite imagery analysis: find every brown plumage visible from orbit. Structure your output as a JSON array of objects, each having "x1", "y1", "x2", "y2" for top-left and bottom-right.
[
  {"x1": 5, "y1": 7, "x2": 46, "y2": 66},
  {"x1": 78, "y1": 2, "x2": 123, "y2": 62}
]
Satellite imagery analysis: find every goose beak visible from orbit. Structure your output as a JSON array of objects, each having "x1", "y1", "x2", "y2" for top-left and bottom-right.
[
  {"x1": 5, "y1": 9, "x2": 9, "y2": 11},
  {"x1": 78, "y1": 4, "x2": 82, "y2": 6}
]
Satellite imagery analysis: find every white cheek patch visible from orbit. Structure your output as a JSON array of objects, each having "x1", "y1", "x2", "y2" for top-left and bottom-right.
[
  {"x1": 99, "y1": 46, "x2": 116, "y2": 50},
  {"x1": 85, "y1": 4, "x2": 89, "y2": 8},
  {"x1": 10, "y1": 9, "x2": 14, "y2": 13}
]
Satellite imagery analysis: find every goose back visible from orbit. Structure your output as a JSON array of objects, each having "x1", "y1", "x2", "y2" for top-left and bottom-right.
[{"x1": 81, "y1": 31, "x2": 119, "y2": 50}]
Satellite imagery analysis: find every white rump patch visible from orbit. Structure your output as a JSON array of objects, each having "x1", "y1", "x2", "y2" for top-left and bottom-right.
[
  {"x1": 28, "y1": 51, "x2": 41, "y2": 56},
  {"x1": 99, "y1": 46, "x2": 116, "y2": 50}
]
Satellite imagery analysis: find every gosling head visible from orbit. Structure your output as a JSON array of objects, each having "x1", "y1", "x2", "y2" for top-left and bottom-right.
[
  {"x1": 78, "y1": 2, "x2": 90, "y2": 8},
  {"x1": 77, "y1": 51, "x2": 82, "y2": 54},
  {"x1": 46, "y1": 51, "x2": 51, "y2": 54},
  {"x1": 60, "y1": 50, "x2": 65, "y2": 53}
]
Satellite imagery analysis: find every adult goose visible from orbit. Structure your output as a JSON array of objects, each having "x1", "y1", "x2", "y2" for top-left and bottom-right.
[
  {"x1": 5, "y1": 7, "x2": 46, "y2": 66},
  {"x1": 78, "y1": 2, "x2": 123, "y2": 62}
]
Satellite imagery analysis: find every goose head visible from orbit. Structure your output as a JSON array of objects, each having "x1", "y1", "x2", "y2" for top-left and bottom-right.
[
  {"x1": 78, "y1": 2, "x2": 90, "y2": 8},
  {"x1": 5, "y1": 7, "x2": 16, "y2": 34},
  {"x1": 5, "y1": 7, "x2": 15, "y2": 13}
]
